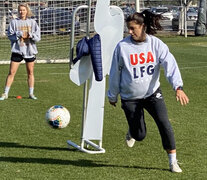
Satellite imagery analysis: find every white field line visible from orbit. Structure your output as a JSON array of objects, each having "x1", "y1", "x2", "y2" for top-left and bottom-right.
[
  {"x1": 0, "y1": 59, "x2": 69, "y2": 65},
  {"x1": 180, "y1": 66, "x2": 207, "y2": 70},
  {"x1": 50, "y1": 73, "x2": 69, "y2": 74},
  {"x1": 179, "y1": 62, "x2": 207, "y2": 64}
]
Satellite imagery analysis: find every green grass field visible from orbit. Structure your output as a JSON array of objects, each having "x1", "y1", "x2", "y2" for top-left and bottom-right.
[{"x1": 0, "y1": 36, "x2": 207, "y2": 179}]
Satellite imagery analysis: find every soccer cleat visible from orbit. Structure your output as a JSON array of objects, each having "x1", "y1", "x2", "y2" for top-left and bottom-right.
[
  {"x1": 29, "y1": 94, "x2": 37, "y2": 100},
  {"x1": 170, "y1": 160, "x2": 182, "y2": 173},
  {"x1": 126, "y1": 130, "x2": 135, "y2": 148},
  {"x1": 0, "y1": 93, "x2": 8, "y2": 100}
]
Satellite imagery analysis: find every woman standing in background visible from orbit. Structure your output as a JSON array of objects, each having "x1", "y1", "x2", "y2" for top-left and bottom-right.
[{"x1": 0, "y1": 3, "x2": 40, "y2": 100}]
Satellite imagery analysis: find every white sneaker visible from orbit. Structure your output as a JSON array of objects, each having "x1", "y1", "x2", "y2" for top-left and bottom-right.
[
  {"x1": 0, "y1": 93, "x2": 8, "y2": 101},
  {"x1": 126, "y1": 131, "x2": 135, "y2": 148},
  {"x1": 29, "y1": 94, "x2": 37, "y2": 100},
  {"x1": 170, "y1": 160, "x2": 182, "y2": 173}
]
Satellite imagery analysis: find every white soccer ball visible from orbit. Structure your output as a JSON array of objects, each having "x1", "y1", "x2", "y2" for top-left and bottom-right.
[{"x1": 45, "y1": 105, "x2": 70, "y2": 129}]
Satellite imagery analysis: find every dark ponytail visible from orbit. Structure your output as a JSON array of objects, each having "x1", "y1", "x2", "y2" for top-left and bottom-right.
[{"x1": 126, "y1": 10, "x2": 163, "y2": 35}]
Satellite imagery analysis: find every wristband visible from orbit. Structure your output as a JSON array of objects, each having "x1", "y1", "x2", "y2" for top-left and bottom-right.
[{"x1": 176, "y1": 86, "x2": 183, "y2": 91}]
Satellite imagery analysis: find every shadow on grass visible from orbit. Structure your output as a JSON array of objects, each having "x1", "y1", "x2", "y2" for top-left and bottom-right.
[
  {"x1": 0, "y1": 141, "x2": 72, "y2": 151},
  {"x1": 0, "y1": 142, "x2": 169, "y2": 172},
  {"x1": 0, "y1": 156, "x2": 169, "y2": 172}
]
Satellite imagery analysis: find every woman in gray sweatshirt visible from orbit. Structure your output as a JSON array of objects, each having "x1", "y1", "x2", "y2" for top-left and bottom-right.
[
  {"x1": 0, "y1": 3, "x2": 40, "y2": 100},
  {"x1": 108, "y1": 10, "x2": 189, "y2": 173}
]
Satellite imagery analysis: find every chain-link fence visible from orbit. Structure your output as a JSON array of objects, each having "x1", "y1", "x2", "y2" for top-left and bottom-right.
[{"x1": 0, "y1": 0, "x2": 200, "y2": 63}]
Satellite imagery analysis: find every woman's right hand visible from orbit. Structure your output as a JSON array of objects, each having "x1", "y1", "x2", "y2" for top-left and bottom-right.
[
  {"x1": 109, "y1": 101, "x2": 116, "y2": 107},
  {"x1": 22, "y1": 31, "x2": 29, "y2": 39}
]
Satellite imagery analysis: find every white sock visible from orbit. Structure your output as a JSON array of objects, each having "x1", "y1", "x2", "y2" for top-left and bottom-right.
[
  {"x1": 4, "y1": 86, "x2": 10, "y2": 95},
  {"x1": 29, "y1": 87, "x2": 34, "y2": 95},
  {"x1": 168, "y1": 153, "x2": 177, "y2": 164}
]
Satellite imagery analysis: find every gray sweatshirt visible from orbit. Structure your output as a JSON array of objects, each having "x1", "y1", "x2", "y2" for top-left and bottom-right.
[
  {"x1": 7, "y1": 18, "x2": 41, "y2": 58},
  {"x1": 108, "y1": 34, "x2": 183, "y2": 102}
]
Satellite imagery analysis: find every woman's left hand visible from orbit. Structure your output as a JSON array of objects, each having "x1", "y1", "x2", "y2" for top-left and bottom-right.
[{"x1": 176, "y1": 90, "x2": 189, "y2": 105}]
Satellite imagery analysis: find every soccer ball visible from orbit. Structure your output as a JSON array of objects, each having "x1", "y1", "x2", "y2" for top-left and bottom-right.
[{"x1": 45, "y1": 105, "x2": 70, "y2": 129}]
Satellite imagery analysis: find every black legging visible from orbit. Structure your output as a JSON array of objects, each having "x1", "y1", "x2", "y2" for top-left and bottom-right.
[{"x1": 121, "y1": 88, "x2": 176, "y2": 150}]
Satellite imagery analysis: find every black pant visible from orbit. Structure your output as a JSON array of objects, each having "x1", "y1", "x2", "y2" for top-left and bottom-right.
[
  {"x1": 11, "y1": 53, "x2": 36, "y2": 62},
  {"x1": 121, "y1": 88, "x2": 176, "y2": 150}
]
